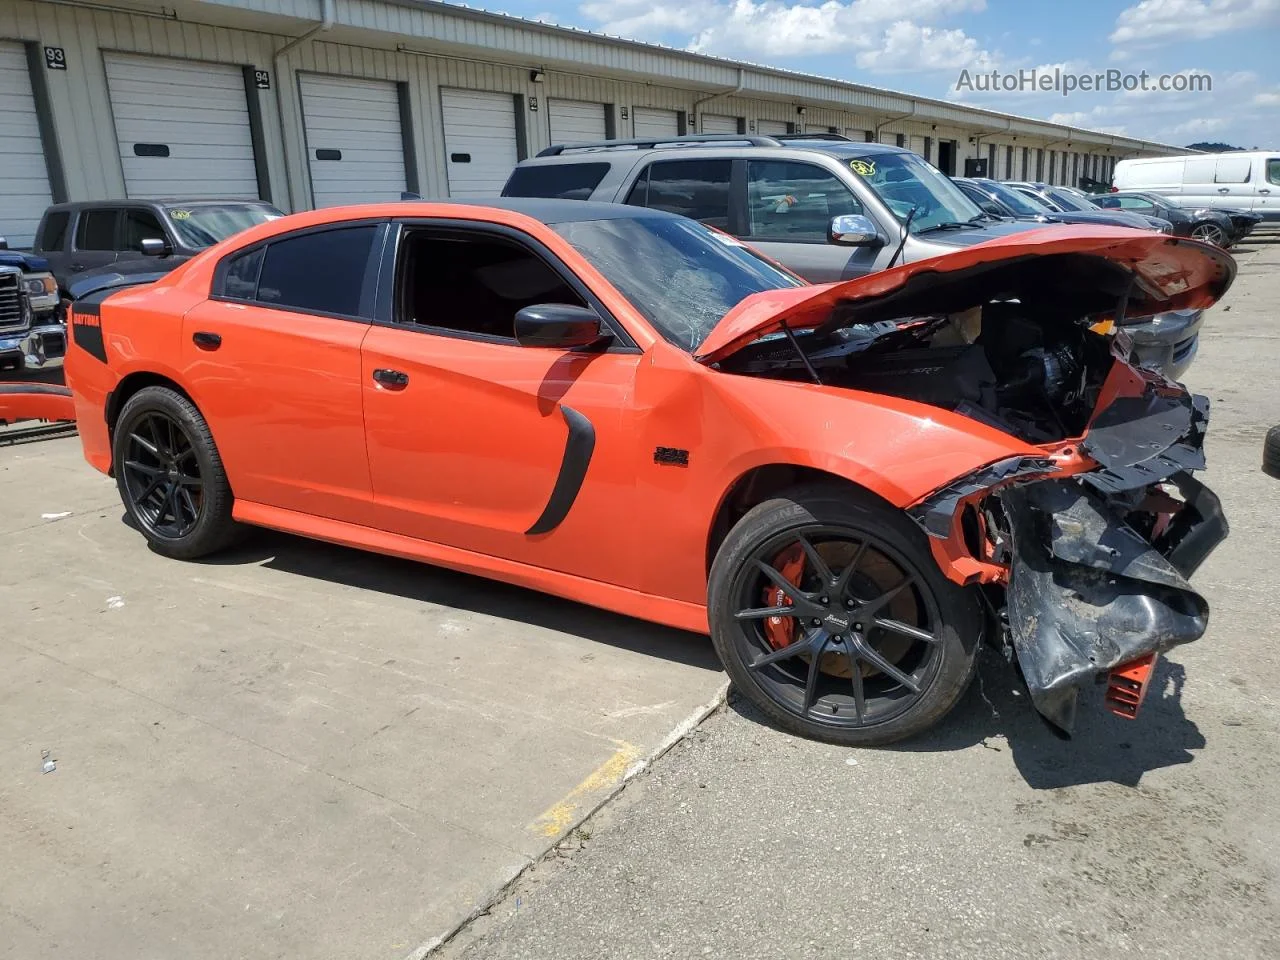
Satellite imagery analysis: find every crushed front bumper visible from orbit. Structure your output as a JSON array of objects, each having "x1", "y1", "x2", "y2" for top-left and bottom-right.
[
  {"x1": 910, "y1": 367, "x2": 1229, "y2": 734},
  {"x1": 1000, "y1": 472, "x2": 1226, "y2": 732}
]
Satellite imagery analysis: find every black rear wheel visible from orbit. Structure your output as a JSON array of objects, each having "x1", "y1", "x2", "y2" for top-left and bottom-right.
[
  {"x1": 113, "y1": 386, "x2": 239, "y2": 559},
  {"x1": 709, "y1": 485, "x2": 981, "y2": 745}
]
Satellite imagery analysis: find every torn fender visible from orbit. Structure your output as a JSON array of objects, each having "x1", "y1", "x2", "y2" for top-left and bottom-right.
[{"x1": 1001, "y1": 474, "x2": 1226, "y2": 733}]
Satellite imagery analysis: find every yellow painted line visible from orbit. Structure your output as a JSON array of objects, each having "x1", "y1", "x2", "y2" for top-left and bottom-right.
[{"x1": 531, "y1": 741, "x2": 640, "y2": 838}]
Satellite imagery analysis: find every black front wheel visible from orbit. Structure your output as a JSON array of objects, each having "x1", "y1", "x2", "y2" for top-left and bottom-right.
[
  {"x1": 708, "y1": 485, "x2": 981, "y2": 746},
  {"x1": 113, "y1": 386, "x2": 239, "y2": 559}
]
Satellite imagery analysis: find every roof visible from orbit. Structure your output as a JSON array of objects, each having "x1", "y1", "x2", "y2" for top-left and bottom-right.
[
  {"x1": 434, "y1": 197, "x2": 681, "y2": 224},
  {"x1": 44, "y1": 199, "x2": 282, "y2": 211}
]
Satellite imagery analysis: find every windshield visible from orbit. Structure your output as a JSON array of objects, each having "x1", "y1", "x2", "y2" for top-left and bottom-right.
[
  {"x1": 1043, "y1": 188, "x2": 1096, "y2": 212},
  {"x1": 847, "y1": 152, "x2": 983, "y2": 232},
  {"x1": 551, "y1": 216, "x2": 803, "y2": 352},
  {"x1": 979, "y1": 180, "x2": 1054, "y2": 216},
  {"x1": 164, "y1": 204, "x2": 282, "y2": 248}
]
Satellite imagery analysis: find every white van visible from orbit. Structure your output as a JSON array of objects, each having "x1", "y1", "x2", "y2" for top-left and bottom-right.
[{"x1": 1112, "y1": 151, "x2": 1280, "y2": 221}]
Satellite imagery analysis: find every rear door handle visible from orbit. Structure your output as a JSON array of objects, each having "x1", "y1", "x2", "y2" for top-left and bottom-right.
[
  {"x1": 373, "y1": 368, "x2": 409, "y2": 388},
  {"x1": 1260, "y1": 189, "x2": 1272, "y2": 195},
  {"x1": 192, "y1": 331, "x2": 221, "y2": 350},
  {"x1": 1218, "y1": 187, "x2": 1230, "y2": 193}
]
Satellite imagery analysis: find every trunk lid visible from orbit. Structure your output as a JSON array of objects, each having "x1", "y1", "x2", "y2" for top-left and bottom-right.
[{"x1": 694, "y1": 226, "x2": 1235, "y2": 365}]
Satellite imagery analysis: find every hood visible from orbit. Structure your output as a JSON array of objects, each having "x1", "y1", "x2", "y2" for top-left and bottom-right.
[
  {"x1": 915, "y1": 218, "x2": 1043, "y2": 249},
  {"x1": 67, "y1": 269, "x2": 171, "y2": 301},
  {"x1": 0, "y1": 251, "x2": 50, "y2": 272},
  {"x1": 1045, "y1": 209, "x2": 1161, "y2": 230},
  {"x1": 695, "y1": 225, "x2": 1236, "y2": 364}
]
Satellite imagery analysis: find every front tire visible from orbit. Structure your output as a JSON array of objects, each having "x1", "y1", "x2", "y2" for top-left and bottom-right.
[
  {"x1": 708, "y1": 485, "x2": 981, "y2": 746},
  {"x1": 1190, "y1": 222, "x2": 1227, "y2": 247},
  {"x1": 113, "y1": 386, "x2": 239, "y2": 560}
]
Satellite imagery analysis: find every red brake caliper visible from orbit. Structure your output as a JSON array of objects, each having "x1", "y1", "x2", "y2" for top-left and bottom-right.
[{"x1": 763, "y1": 543, "x2": 806, "y2": 650}]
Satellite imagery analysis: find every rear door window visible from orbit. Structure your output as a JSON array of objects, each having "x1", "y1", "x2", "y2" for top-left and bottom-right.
[
  {"x1": 249, "y1": 225, "x2": 378, "y2": 318},
  {"x1": 624, "y1": 159, "x2": 732, "y2": 230},
  {"x1": 502, "y1": 163, "x2": 610, "y2": 200},
  {"x1": 76, "y1": 209, "x2": 119, "y2": 251}
]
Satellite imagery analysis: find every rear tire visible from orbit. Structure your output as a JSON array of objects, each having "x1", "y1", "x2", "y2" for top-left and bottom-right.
[
  {"x1": 113, "y1": 386, "x2": 239, "y2": 560},
  {"x1": 708, "y1": 484, "x2": 981, "y2": 746},
  {"x1": 1264, "y1": 425, "x2": 1280, "y2": 480}
]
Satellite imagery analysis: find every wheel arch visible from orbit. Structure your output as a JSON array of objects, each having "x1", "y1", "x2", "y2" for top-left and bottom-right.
[
  {"x1": 705, "y1": 463, "x2": 901, "y2": 577},
  {"x1": 106, "y1": 371, "x2": 196, "y2": 436}
]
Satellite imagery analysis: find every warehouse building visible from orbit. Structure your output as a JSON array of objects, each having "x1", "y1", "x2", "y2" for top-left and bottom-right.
[{"x1": 0, "y1": 0, "x2": 1188, "y2": 247}]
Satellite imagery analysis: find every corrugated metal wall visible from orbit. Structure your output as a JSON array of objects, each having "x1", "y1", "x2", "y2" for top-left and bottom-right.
[{"x1": 0, "y1": 0, "x2": 1164, "y2": 228}]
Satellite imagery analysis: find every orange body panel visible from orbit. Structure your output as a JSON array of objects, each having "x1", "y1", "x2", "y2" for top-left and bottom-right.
[{"x1": 65, "y1": 203, "x2": 1204, "y2": 632}]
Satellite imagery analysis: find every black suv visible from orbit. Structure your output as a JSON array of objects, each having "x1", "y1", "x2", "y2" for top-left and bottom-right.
[{"x1": 32, "y1": 199, "x2": 283, "y2": 291}]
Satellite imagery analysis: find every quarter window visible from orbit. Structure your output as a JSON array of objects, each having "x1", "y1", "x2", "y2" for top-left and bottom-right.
[
  {"x1": 625, "y1": 159, "x2": 732, "y2": 230},
  {"x1": 222, "y1": 247, "x2": 265, "y2": 301},
  {"x1": 502, "y1": 163, "x2": 610, "y2": 200},
  {"x1": 254, "y1": 226, "x2": 377, "y2": 317},
  {"x1": 746, "y1": 160, "x2": 862, "y2": 241},
  {"x1": 1267, "y1": 158, "x2": 1280, "y2": 186},
  {"x1": 76, "y1": 210, "x2": 118, "y2": 251}
]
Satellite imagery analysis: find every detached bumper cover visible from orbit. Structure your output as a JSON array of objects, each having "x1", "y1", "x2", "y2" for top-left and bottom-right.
[{"x1": 1001, "y1": 473, "x2": 1226, "y2": 732}]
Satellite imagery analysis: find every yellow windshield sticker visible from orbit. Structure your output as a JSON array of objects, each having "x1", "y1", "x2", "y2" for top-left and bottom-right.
[
  {"x1": 849, "y1": 159, "x2": 875, "y2": 176},
  {"x1": 170, "y1": 210, "x2": 191, "y2": 220}
]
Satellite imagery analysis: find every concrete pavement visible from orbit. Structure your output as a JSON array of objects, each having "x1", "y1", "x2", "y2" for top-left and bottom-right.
[{"x1": 0, "y1": 437, "x2": 727, "y2": 959}]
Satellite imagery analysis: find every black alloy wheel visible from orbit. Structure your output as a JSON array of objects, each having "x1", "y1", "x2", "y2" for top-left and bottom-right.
[
  {"x1": 1190, "y1": 222, "x2": 1227, "y2": 246},
  {"x1": 709, "y1": 486, "x2": 980, "y2": 745},
  {"x1": 121, "y1": 411, "x2": 204, "y2": 539}
]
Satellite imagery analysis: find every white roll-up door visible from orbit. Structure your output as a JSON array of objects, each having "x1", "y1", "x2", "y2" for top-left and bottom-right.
[
  {"x1": 299, "y1": 74, "x2": 407, "y2": 208},
  {"x1": 845, "y1": 128, "x2": 873, "y2": 143},
  {"x1": 701, "y1": 114, "x2": 740, "y2": 134},
  {"x1": 0, "y1": 42, "x2": 53, "y2": 248},
  {"x1": 878, "y1": 131, "x2": 898, "y2": 145},
  {"x1": 908, "y1": 135, "x2": 926, "y2": 156},
  {"x1": 633, "y1": 107, "x2": 679, "y2": 139},
  {"x1": 757, "y1": 119, "x2": 790, "y2": 136},
  {"x1": 103, "y1": 52, "x2": 259, "y2": 202},
  {"x1": 548, "y1": 99, "x2": 607, "y2": 145},
  {"x1": 440, "y1": 88, "x2": 519, "y2": 198}
]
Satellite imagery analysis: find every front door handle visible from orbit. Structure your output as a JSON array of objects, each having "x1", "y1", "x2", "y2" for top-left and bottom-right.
[
  {"x1": 192, "y1": 331, "x2": 221, "y2": 350},
  {"x1": 1218, "y1": 187, "x2": 1230, "y2": 193},
  {"x1": 373, "y1": 368, "x2": 409, "y2": 388},
  {"x1": 1260, "y1": 188, "x2": 1272, "y2": 195}
]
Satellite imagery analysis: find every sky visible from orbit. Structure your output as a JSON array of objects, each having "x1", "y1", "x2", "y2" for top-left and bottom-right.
[{"x1": 455, "y1": 0, "x2": 1280, "y2": 147}]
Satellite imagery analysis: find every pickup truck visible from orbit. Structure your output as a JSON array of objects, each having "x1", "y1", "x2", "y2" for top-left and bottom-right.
[{"x1": 0, "y1": 240, "x2": 62, "y2": 374}]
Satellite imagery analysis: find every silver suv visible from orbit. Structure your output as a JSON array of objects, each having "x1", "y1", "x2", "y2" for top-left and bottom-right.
[{"x1": 502, "y1": 134, "x2": 1042, "y2": 283}]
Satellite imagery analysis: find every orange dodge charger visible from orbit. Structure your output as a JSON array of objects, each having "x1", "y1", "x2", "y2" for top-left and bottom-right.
[{"x1": 64, "y1": 200, "x2": 1233, "y2": 745}]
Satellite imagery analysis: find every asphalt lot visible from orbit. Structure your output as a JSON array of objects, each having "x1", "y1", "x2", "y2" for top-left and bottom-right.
[
  {"x1": 3, "y1": 234, "x2": 1279, "y2": 960},
  {"x1": 437, "y1": 236, "x2": 1280, "y2": 960},
  {"x1": 0, "y1": 438, "x2": 726, "y2": 959}
]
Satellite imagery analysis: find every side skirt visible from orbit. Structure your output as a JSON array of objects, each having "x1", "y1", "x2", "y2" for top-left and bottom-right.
[{"x1": 232, "y1": 499, "x2": 711, "y2": 636}]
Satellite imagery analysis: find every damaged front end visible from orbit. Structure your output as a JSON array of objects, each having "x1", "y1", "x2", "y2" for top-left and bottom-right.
[
  {"x1": 910, "y1": 354, "x2": 1228, "y2": 733},
  {"x1": 697, "y1": 228, "x2": 1237, "y2": 735}
]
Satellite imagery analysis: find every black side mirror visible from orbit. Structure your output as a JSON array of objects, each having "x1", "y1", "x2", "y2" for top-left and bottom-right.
[
  {"x1": 139, "y1": 237, "x2": 172, "y2": 258},
  {"x1": 514, "y1": 304, "x2": 610, "y2": 349}
]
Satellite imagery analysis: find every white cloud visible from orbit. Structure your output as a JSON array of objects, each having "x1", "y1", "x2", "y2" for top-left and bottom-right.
[
  {"x1": 578, "y1": 0, "x2": 993, "y2": 65},
  {"x1": 1110, "y1": 0, "x2": 1280, "y2": 48},
  {"x1": 1253, "y1": 89, "x2": 1280, "y2": 106},
  {"x1": 856, "y1": 21, "x2": 995, "y2": 72},
  {"x1": 1167, "y1": 116, "x2": 1227, "y2": 135}
]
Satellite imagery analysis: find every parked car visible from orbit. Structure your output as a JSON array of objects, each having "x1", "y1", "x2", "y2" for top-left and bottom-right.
[
  {"x1": 65, "y1": 200, "x2": 1231, "y2": 743},
  {"x1": 955, "y1": 177, "x2": 1171, "y2": 231},
  {"x1": 0, "y1": 261, "x2": 64, "y2": 375},
  {"x1": 1005, "y1": 181, "x2": 1171, "y2": 230},
  {"x1": 1112, "y1": 151, "x2": 1280, "y2": 222},
  {"x1": 503, "y1": 136, "x2": 1203, "y2": 378},
  {"x1": 31, "y1": 199, "x2": 284, "y2": 290},
  {"x1": 0, "y1": 237, "x2": 61, "y2": 327},
  {"x1": 1094, "y1": 191, "x2": 1254, "y2": 246}
]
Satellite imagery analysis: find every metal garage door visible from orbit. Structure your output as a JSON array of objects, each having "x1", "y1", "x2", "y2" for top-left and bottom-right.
[
  {"x1": 633, "y1": 107, "x2": 679, "y2": 139},
  {"x1": 299, "y1": 74, "x2": 407, "y2": 207},
  {"x1": 701, "y1": 114, "x2": 740, "y2": 134},
  {"x1": 908, "y1": 135, "x2": 926, "y2": 157},
  {"x1": 548, "y1": 99, "x2": 606, "y2": 146},
  {"x1": 757, "y1": 119, "x2": 789, "y2": 136},
  {"x1": 878, "y1": 131, "x2": 898, "y2": 145},
  {"x1": 0, "y1": 42, "x2": 53, "y2": 248},
  {"x1": 103, "y1": 52, "x2": 259, "y2": 201},
  {"x1": 440, "y1": 88, "x2": 519, "y2": 198}
]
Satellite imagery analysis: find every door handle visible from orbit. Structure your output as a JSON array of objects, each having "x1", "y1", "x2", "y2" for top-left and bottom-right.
[
  {"x1": 1218, "y1": 187, "x2": 1229, "y2": 193},
  {"x1": 192, "y1": 331, "x2": 221, "y2": 350},
  {"x1": 373, "y1": 368, "x2": 409, "y2": 388},
  {"x1": 1260, "y1": 189, "x2": 1272, "y2": 195}
]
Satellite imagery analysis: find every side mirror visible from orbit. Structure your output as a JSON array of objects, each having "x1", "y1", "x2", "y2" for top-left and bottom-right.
[
  {"x1": 514, "y1": 303, "x2": 610, "y2": 349},
  {"x1": 828, "y1": 214, "x2": 884, "y2": 247},
  {"x1": 0, "y1": 236, "x2": 8, "y2": 250},
  {"x1": 139, "y1": 237, "x2": 172, "y2": 257}
]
